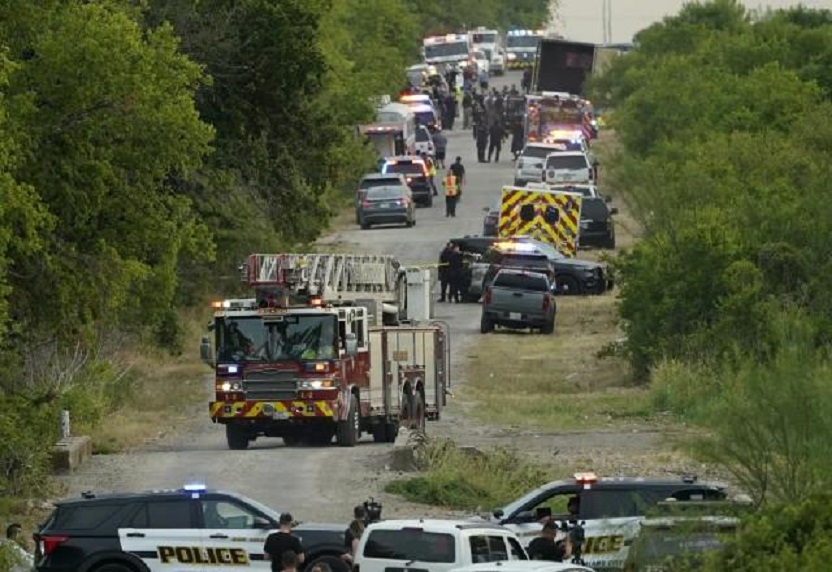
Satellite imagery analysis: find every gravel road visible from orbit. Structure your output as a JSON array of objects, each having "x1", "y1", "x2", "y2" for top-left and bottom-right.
[{"x1": 59, "y1": 71, "x2": 700, "y2": 524}]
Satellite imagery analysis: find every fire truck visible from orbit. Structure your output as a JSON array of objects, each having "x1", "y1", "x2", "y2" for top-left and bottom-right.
[
  {"x1": 423, "y1": 33, "x2": 470, "y2": 67},
  {"x1": 525, "y1": 93, "x2": 594, "y2": 146},
  {"x1": 200, "y1": 253, "x2": 450, "y2": 450}
]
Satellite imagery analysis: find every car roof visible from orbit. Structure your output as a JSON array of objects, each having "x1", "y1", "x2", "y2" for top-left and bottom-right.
[
  {"x1": 385, "y1": 156, "x2": 425, "y2": 163},
  {"x1": 361, "y1": 173, "x2": 405, "y2": 180},
  {"x1": 545, "y1": 151, "x2": 587, "y2": 158},
  {"x1": 496, "y1": 268, "x2": 548, "y2": 277},
  {"x1": 409, "y1": 103, "x2": 435, "y2": 112},
  {"x1": 53, "y1": 488, "x2": 235, "y2": 507},
  {"x1": 452, "y1": 563, "x2": 592, "y2": 572},
  {"x1": 366, "y1": 519, "x2": 511, "y2": 534}
]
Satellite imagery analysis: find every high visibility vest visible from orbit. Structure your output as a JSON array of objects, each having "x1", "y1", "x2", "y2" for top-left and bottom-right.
[
  {"x1": 444, "y1": 175, "x2": 458, "y2": 197},
  {"x1": 429, "y1": 162, "x2": 437, "y2": 177}
]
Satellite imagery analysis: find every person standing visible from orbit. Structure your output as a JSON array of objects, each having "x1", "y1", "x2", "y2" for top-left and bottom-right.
[
  {"x1": 476, "y1": 123, "x2": 489, "y2": 163},
  {"x1": 522, "y1": 68, "x2": 532, "y2": 93},
  {"x1": 449, "y1": 156, "x2": 465, "y2": 198},
  {"x1": 462, "y1": 89, "x2": 473, "y2": 130},
  {"x1": 444, "y1": 93, "x2": 457, "y2": 131},
  {"x1": 420, "y1": 152, "x2": 438, "y2": 196},
  {"x1": 527, "y1": 521, "x2": 570, "y2": 562},
  {"x1": 488, "y1": 121, "x2": 504, "y2": 163},
  {"x1": 443, "y1": 171, "x2": 459, "y2": 217},
  {"x1": 342, "y1": 505, "x2": 366, "y2": 564},
  {"x1": 432, "y1": 130, "x2": 447, "y2": 169},
  {"x1": 511, "y1": 121, "x2": 525, "y2": 161},
  {"x1": 447, "y1": 245, "x2": 465, "y2": 303},
  {"x1": 438, "y1": 242, "x2": 452, "y2": 302},
  {"x1": 478, "y1": 67, "x2": 489, "y2": 90},
  {"x1": 264, "y1": 513, "x2": 305, "y2": 572}
]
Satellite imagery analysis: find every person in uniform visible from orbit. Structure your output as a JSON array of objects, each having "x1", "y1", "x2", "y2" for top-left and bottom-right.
[
  {"x1": 265, "y1": 514, "x2": 305, "y2": 572},
  {"x1": 432, "y1": 130, "x2": 448, "y2": 169},
  {"x1": 527, "y1": 521, "x2": 571, "y2": 562},
  {"x1": 449, "y1": 157, "x2": 465, "y2": 198},
  {"x1": 511, "y1": 121, "x2": 525, "y2": 161},
  {"x1": 438, "y1": 243, "x2": 453, "y2": 302},
  {"x1": 447, "y1": 244, "x2": 465, "y2": 303},
  {"x1": 342, "y1": 505, "x2": 366, "y2": 564},
  {"x1": 443, "y1": 171, "x2": 459, "y2": 218},
  {"x1": 488, "y1": 121, "x2": 504, "y2": 163},
  {"x1": 462, "y1": 89, "x2": 473, "y2": 130},
  {"x1": 476, "y1": 123, "x2": 489, "y2": 163},
  {"x1": 420, "y1": 152, "x2": 438, "y2": 196}
]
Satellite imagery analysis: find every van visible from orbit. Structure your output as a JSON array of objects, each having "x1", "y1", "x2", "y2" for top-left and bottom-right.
[
  {"x1": 376, "y1": 103, "x2": 417, "y2": 154},
  {"x1": 353, "y1": 519, "x2": 527, "y2": 572}
]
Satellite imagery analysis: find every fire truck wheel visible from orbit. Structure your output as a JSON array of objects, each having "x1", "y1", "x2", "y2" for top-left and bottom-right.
[
  {"x1": 225, "y1": 424, "x2": 250, "y2": 450},
  {"x1": 400, "y1": 393, "x2": 414, "y2": 429},
  {"x1": 384, "y1": 421, "x2": 400, "y2": 443},
  {"x1": 336, "y1": 395, "x2": 359, "y2": 447},
  {"x1": 413, "y1": 392, "x2": 426, "y2": 431}
]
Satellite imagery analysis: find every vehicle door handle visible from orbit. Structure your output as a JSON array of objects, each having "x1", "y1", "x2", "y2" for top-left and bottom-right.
[
  {"x1": 126, "y1": 532, "x2": 145, "y2": 538},
  {"x1": 210, "y1": 533, "x2": 229, "y2": 539},
  {"x1": 512, "y1": 292, "x2": 523, "y2": 297}
]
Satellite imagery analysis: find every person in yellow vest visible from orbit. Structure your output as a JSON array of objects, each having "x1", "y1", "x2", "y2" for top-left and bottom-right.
[
  {"x1": 443, "y1": 170, "x2": 459, "y2": 217},
  {"x1": 420, "y1": 152, "x2": 438, "y2": 196}
]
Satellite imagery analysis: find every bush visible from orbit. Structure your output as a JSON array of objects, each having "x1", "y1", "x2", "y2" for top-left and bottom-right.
[
  {"x1": 385, "y1": 438, "x2": 552, "y2": 510},
  {"x1": 0, "y1": 396, "x2": 57, "y2": 496}
]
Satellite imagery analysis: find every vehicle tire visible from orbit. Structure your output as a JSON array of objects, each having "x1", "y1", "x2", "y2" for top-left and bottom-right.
[
  {"x1": 603, "y1": 233, "x2": 616, "y2": 249},
  {"x1": 384, "y1": 421, "x2": 399, "y2": 443},
  {"x1": 542, "y1": 318, "x2": 555, "y2": 335},
  {"x1": 400, "y1": 391, "x2": 414, "y2": 429},
  {"x1": 225, "y1": 424, "x2": 250, "y2": 450},
  {"x1": 92, "y1": 563, "x2": 135, "y2": 572},
  {"x1": 406, "y1": 218, "x2": 414, "y2": 228},
  {"x1": 336, "y1": 395, "x2": 359, "y2": 447},
  {"x1": 557, "y1": 276, "x2": 581, "y2": 296},
  {"x1": 480, "y1": 315, "x2": 494, "y2": 333},
  {"x1": 427, "y1": 195, "x2": 433, "y2": 207},
  {"x1": 412, "y1": 392, "x2": 426, "y2": 431},
  {"x1": 360, "y1": 220, "x2": 370, "y2": 230},
  {"x1": 305, "y1": 555, "x2": 350, "y2": 572},
  {"x1": 283, "y1": 435, "x2": 301, "y2": 447}
]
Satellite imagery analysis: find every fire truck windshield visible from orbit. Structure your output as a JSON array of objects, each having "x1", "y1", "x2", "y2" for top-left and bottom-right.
[
  {"x1": 506, "y1": 35, "x2": 540, "y2": 49},
  {"x1": 216, "y1": 314, "x2": 338, "y2": 362},
  {"x1": 424, "y1": 41, "x2": 468, "y2": 60}
]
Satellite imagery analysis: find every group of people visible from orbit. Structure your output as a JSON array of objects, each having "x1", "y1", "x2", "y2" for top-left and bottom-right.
[
  {"x1": 526, "y1": 496, "x2": 582, "y2": 564},
  {"x1": 264, "y1": 507, "x2": 369, "y2": 572},
  {"x1": 437, "y1": 242, "x2": 469, "y2": 303}
]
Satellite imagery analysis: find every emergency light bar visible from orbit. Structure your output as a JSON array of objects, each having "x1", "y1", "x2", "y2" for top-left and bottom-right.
[
  {"x1": 183, "y1": 483, "x2": 206, "y2": 492},
  {"x1": 211, "y1": 299, "x2": 257, "y2": 310},
  {"x1": 574, "y1": 472, "x2": 598, "y2": 485},
  {"x1": 493, "y1": 241, "x2": 538, "y2": 252}
]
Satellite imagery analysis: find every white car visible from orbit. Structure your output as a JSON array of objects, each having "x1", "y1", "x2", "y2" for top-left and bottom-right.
[
  {"x1": 452, "y1": 561, "x2": 594, "y2": 572},
  {"x1": 514, "y1": 143, "x2": 575, "y2": 186},
  {"x1": 541, "y1": 152, "x2": 594, "y2": 185},
  {"x1": 471, "y1": 50, "x2": 490, "y2": 75},
  {"x1": 354, "y1": 519, "x2": 528, "y2": 572},
  {"x1": 490, "y1": 50, "x2": 506, "y2": 75}
]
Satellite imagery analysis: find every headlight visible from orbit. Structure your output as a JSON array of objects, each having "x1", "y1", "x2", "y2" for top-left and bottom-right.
[
  {"x1": 219, "y1": 381, "x2": 241, "y2": 392},
  {"x1": 507, "y1": 53, "x2": 517, "y2": 60},
  {"x1": 299, "y1": 379, "x2": 335, "y2": 390}
]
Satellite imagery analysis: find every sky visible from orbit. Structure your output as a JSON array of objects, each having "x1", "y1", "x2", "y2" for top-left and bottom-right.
[{"x1": 554, "y1": 0, "x2": 832, "y2": 43}]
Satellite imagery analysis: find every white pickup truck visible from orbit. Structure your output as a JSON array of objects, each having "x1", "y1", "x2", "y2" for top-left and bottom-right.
[{"x1": 353, "y1": 519, "x2": 528, "y2": 572}]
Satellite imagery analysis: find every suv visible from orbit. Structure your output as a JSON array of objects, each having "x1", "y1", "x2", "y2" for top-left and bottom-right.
[
  {"x1": 514, "y1": 143, "x2": 571, "y2": 186},
  {"x1": 356, "y1": 173, "x2": 409, "y2": 223},
  {"x1": 548, "y1": 184, "x2": 618, "y2": 249},
  {"x1": 484, "y1": 473, "x2": 729, "y2": 572},
  {"x1": 382, "y1": 156, "x2": 433, "y2": 206},
  {"x1": 481, "y1": 269, "x2": 556, "y2": 334},
  {"x1": 541, "y1": 152, "x2": 593, "y2": 185},
  {"x1": 354, "y1": 519, "x2": 527, "y2": 572},
  {"x1": 33, "y1": 485, "x2": 347, "y2": 572}
]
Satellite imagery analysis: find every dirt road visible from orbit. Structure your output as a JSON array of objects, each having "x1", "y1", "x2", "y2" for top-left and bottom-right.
[{"x1": 59, "y1": 71, "x2": 683, "y2": 523}]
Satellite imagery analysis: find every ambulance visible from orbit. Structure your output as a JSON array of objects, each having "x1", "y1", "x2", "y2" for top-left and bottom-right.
[{"x1": 497, "y1": 184, "x2": 583, "y2": 257}]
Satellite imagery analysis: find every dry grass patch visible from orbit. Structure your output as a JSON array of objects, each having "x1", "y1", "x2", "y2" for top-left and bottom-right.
[
  {"x1": 461, "y1": 294, "x2": 654, "y2": 430},
  {"x1": 89, "y1": 309, "x2": 211, "y2": 453}
]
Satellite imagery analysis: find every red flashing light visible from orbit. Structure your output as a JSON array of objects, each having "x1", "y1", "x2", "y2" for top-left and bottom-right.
[
  {"x1": 309, "y1": 296, "x2": 323, "y2": 307},
  {"x1": 574, "y1": 472, "x2": 598, "y2": 486}
]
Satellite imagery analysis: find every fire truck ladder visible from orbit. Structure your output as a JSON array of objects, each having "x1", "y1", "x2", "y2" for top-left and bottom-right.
[{"x1": 243, "y1": 253, "x2": 404, "y2": 305}]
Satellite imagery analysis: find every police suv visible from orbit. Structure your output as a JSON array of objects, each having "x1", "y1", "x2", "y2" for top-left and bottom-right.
[
  {"x1": 33, "y1": 484, "x2": 347, "y2": 572},
  {"x1": 480, "y1": 473, "x2": 729, "y2": 572}
]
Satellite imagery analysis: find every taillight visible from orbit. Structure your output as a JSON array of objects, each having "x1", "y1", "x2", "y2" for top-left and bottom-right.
[
  {"x1": 542, "y1": 295, "x2": 551, "y2": 312},
  {"x1": 41, "y1": 535, "x2": 69, "y2": 556},
  {"x1": 483, "y1": 288, "x2": 492, "y2": 304},
  {"x1": 362, "y1": 199, "x2": 371, "y2": 208}
]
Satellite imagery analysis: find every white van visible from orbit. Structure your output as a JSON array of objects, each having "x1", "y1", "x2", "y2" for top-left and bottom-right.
[
  {"x1": 376, "y1": 103, "x2": 417, "y2": 155},
  {"x1": 353, "y1": 519, "x2": 528, "y2": 572}
]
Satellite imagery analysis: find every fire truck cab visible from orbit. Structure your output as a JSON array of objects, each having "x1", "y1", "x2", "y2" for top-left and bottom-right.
[{"x1": 201, "y1": 253, "x2": 450, "y2": 450}]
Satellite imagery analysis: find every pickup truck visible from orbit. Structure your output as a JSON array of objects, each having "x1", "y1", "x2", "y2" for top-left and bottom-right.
[{"x1": 481, "y1": 269, "x2": 556, "y2": 334}]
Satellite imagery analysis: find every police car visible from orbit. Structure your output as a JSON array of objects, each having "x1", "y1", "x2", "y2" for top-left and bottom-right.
[
  {"x1": 33, "y1": 484, "x2": 348, "y2": 572},
  {"x1": 479, "y1": 473, "x2": 729, "y2": 572}
]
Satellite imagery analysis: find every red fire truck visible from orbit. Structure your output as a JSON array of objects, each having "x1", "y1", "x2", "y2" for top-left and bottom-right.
[
  {"x1": 525, "y1": 93, "x2": 594, "y2": 146},
  {"x1": 200, "y1": 253, "x2": 450, "y2": 450}
]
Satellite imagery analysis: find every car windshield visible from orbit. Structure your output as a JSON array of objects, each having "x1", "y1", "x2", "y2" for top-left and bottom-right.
[
  {"x1": 553, "y1": 185, "x2": 593, "y2": 197},
  {"x1": 546, "y1": 155, "x2": 588, "y2": 170},
  {"x1": 366, "y1": 186, "x2": 404, "y2": 200},
  {"x1": 580, "y1": 198, "x2": 608, "y2": 219},
  {"x1": 472, "y1": 33, "x2": 498, "y2": 44},
  {"x1": 414, "y1": 110, "x2": 435, "y2": 126},
  {"x1": 376, "y1": 111, "x2": 406, "y2": 124},
  {"x1": 385, "y1": 163, "x2": 425, "y2": 176},
  {"x1": 361, "y1": 177, "x2": 401, "y2": 189},
  {"x1": 424, "y1": 42, "x2": 469, "y2": 59},
  {"x1": 523, "y1": 146, "x2": 559, "y2": 159},
  {"x1": 493, "y1": 272, "x2": 549, "y2": 291},
  {"x1": 415, "y1": 128, "x2": 430, "y2": 142},
  {"x1": 215, "y1": 315, "x2": 337, "y2": 362},
  {"x1": 507, "y1": 35, "x2": 540, "y2": 49},
  {"x1": 363, "y1": 530, "x2": 456, "y2": 563}
]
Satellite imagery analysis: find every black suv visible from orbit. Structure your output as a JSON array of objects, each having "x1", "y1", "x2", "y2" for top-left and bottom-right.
[
  {"x1": 449, "y1": 235, "x2": 611, "y2": 297},
  {"x1": 381, "y1": 156, "x2": 433, "y2": 206},
  {"x1": 34, "y1": 486, "x2": 348, "y2": 572},
  {"x1": 548, "y1": 184, "x2": 618, "y2": 250}
]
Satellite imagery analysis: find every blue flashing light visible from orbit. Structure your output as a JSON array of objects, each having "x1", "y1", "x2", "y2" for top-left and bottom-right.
[{"x1": 183, "y1": 483, "x2": 206, "y2": 492}]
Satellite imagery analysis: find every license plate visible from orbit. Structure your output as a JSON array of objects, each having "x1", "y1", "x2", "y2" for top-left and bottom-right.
[
  {"x1": 509, "y1": 312, "x2": 522, "y2": 320},
  {"x1": 272, "y1": 411, "x2": 289, "y2": 420},
  {"x1": 379, "y1": 203, "x2": 389, "y2": 208}
]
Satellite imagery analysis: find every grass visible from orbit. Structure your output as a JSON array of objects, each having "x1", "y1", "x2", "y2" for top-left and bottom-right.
[
  {"x1": 88, "y1": 307, "x2": 211, "y2": 453},
  {"x1": 385, "y1": 438, "x2": 566, "y2": 510},
  {"x1": 460, "y1": 294, "x2": 656, "y2": 430},
  {"x1": 0, "y1": 496, "x2": 54, "y2": 554}
]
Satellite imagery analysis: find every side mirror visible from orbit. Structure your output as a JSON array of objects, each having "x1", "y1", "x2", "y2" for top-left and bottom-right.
[
  {"x1": 610, "y1": 206, "x2": 619, "y2": 215},
  {"x1": 493, "y1": 508, "x2": 504, "y2": 520},
  {"x1": 253, "y1": 517, "x2": 273, "y2": 530},
  {"x1": 200, "y1": 336, "x2": 214, "y2": 366},
  {"x1": 345, "y1": 333, "x2": 358, "y2": 356}
]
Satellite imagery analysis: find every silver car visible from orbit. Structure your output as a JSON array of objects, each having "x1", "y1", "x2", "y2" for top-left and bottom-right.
[
  {"x1": 356, "y1": 173, "x2": 409, "y2": 223},
  {"x1": 358, "y1": 184, "x2": 415, "y2": 229},
  {"x1": 514, "y1": 143, "x2": 572, "y2": 186}
]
